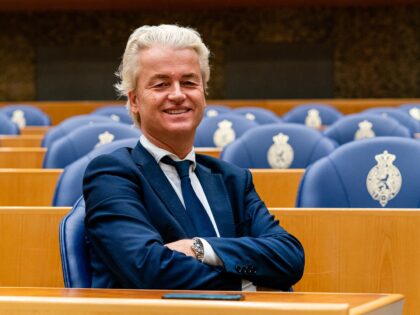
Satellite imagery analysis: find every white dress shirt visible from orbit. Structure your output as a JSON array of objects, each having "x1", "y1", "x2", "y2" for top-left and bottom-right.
[{"x1": 140, "y1": 135, "x2": 256, "y2": 291}]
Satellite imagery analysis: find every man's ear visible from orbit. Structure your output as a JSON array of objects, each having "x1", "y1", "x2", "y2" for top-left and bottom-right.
[{"x1": 128, "y1": 91, "x2": 140, "y2": 114}]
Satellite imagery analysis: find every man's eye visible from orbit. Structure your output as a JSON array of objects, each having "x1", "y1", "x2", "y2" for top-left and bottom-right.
[
  {"x1": 153, "y1": 82, "x2": 168, "y2": 88},
  {"x1": 182, "y1": 81, "x2": 197, "y2": 86}
]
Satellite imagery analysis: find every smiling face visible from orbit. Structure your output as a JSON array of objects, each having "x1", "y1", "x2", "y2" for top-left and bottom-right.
[{"x1": 128, "y1": 46, "x2": 206, "y2": 155}]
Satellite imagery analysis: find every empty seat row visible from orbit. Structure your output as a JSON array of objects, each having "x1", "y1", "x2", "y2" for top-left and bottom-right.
[{"x1": 0, "y1": 104, "x2": 133, "y2": 135}]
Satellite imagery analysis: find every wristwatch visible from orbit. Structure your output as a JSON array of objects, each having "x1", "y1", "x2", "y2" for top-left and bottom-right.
[{"x1": 191, "y1": 237, "x2": 204, "y2": 262}]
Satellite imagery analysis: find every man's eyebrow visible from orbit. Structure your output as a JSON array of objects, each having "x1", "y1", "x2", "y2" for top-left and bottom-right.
[
  {"x1": 182, "y1": 73, "x2": 200, "y2": 80},
  {"x1": 149, "y1": 74, "x2": 170, "y2": 81}
]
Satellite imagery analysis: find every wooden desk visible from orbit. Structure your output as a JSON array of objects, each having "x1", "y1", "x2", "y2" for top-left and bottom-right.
[
  {"x1": 252, "y1": 169, "x2": 304, "y2": 207},
  {"x1": 0, "y1": 166, "x2": 302, "y2": 207},
  {"x1": 195, "y1": 147, "x2": 222, "y2": 158},
  {"x1": 0, "y1": 207, "x2": 413, "y2": 313},
  {"x1": 271, "y1": 208, "x2": 420, "y2": 315},
  {"x1": 20, "y1": 126, "x2": 50, "y2": 136},
  {"x1": 0, "y1": 148, "x2": 46, "y2": 168},
  {"x1": 0, "y1": 135, "x2": 44, "y2": 147},
  {"x1": 0, "y1": 207, "x2": 70, "y2": 287},
  {"x1": 0, "y1": 169, "x2": 62, "y2": 206},
  {"x1": 0, "y1": 288, "x2": 404, "y2": 315}
]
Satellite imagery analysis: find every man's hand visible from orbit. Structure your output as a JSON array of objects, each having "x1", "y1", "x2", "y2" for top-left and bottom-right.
[{"x1": 165, "y1": 239, "x2": 195, "y2": 257}]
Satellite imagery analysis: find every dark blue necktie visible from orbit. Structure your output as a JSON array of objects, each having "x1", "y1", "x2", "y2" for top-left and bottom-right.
[{"x1": 161, "y1": 156, "x2": 216, "y2": 237}]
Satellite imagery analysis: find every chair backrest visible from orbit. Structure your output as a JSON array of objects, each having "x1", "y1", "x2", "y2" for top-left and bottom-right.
[
  {"x1": 221, "y1": 123, "x2": 336, "y2": 168},
  {"x1": 92, "y1": 105, "x2": 133, "y2": 125},
  {"x1": 282, "y1": 104, "x2": 343, "y2": 129},
  {"x1": 59, "y1": 197, "x2": 91, "y2": 287},
  {"x1": 0, "y1": 104, "x2": 51, "y2": 127},
  {"x1": 204, "y1": 105, "x2": 231, "y2": 118},
  {"x1": 53, "y1": 138, "x2": 139, "y2": 206},
  {"x1": 324, "y1": 113, "x2": 411, "y2": 146},
  {"x1": 0, "y1": 112, "x2": 19, "y2": 135},
  {"x1": 233, "y1": 107, "x2": 281, "y2": 124},
  {"x1": 296, "y1": 137, "x2": 420, "y2": 208},
  {"x1": 41, "y1": 114, "x2": 115, "y2": 148},
  {"x1": 399, "y1": 103, "x2": 420, "y2": 130},
  {"x1": 43, "y1": 122, "x2": 140, "y2": 168},
  {"x1": 194, "y1": 113, "x2": 259, "y2": 148},
  {"x1": 363, "y1": 107, "x2": 419, "y2": 136}
]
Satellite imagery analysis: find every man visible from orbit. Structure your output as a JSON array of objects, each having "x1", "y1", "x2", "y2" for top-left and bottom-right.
[{"x1": 83, "y1": 24, "x2": 304, "y2": 290}]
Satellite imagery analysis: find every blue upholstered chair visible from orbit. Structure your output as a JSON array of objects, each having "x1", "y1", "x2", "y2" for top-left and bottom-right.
[
  {"x1": 221, "y1": 123, "x2": 336, "y2": 169},
  {"x1": 233, "y1": 107, "x2": 281, "y2": 124},
  {"x1": 41, "y1": 114, "x2": 116, "y2": 148},
  {"x1": 59, "y1": 197, "x2": 91, "y2": 287},
  {"x1": 194, "y1": 113, "x2": 259, "y2": 148},
  {"x1": 282, "y1": 104, "x2": 343, "y2": 130},
  {"x1": 0, "y1": 104, "x2": 51, "y2": 127},
  {"x1": 0, "y1": 112, "x2": 19, "y2": 135},
  {"x1": 92, "y1": 105, "x2": 133, "y2": 125},
  {"x1": 324, "y1": 113, "x2": 411, "y2": 146},
  {"x1": 363, "y1": 107, "x2": 419, "y2": 137},
  {"x1": 296, "y1": 137, "x2": 420, "y2": 208},
  {"x1": 204, "y1": 105, "x2": 231, "y2": 118},
  {"x1": 43, "y1": 122, "x2": 140, "y2": 168},
  {"x1": 53, "y1": 138, "x2": 139, "y2": 206}
]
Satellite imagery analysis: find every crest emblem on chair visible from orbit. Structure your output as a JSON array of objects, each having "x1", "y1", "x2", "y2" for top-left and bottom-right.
[
  {"x1": 213, "y1": 120, "x2": 236, "y2": 148},
  {"x1": 355, "y1": 120, "x2": 375, "y2": 140},
  {"x1": 366, "y1": 150, "x2": 402, "y2": 207},
  {"x1": 110, "y1": 114, "x2": 121, "y2": 122},
  {"x1": 305, "y1": 109, "x2": 322, "y2": 129},
  {"x1": 206, "y1": 109, "x2": 218, "y2": 117},
  {"x1": 409, "y1": 107, "x2": 420, "y2": 121},
  {"x1": 245, "y1": 113, "x2": 256, "y2": 121},
  {"x1": 95, "y1": 131, "x2": 115, "y2": 148},
  {"x1": 267, "y1": 133, "x2": 294, "y2": 169},
  {"x1": 11, "y1": 110, "x2": 26, "y2": 128}
]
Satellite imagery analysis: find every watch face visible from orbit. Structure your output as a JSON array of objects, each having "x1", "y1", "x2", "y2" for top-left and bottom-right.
[{"x1": 192, "y1": 238, "x2": 204, "y2": 262}]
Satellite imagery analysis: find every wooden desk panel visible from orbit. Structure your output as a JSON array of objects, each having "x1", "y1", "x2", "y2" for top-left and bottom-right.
[
  {"x1": 0, "y1": 169, "x2": 62, "y2": 206},
  {"x1": 0, "y1": 207, "x2": 70, "y2": 287},
  {"x1": 272, "y1": 208, "x2": 418, "y2": 315},
  {"x1": 252, "y1": 169, "x2": 304, "y2": 207},
  {"x1": 19, "y1": 126, "x2": 50, "y2": 136},
  {"x1": 0, "y1": 148, "x2": 46, "y2": 168},
  {"x1": 0, "y1": 288, "x2": 403, "y2": 315},
  {"x1": 0, "y1": 167, "x2": 302, "y2": 206},
  {"x1": 0, "y1": 135, "x2": 44, "y2": 147},
  {"x1": 0, "y1": 206, "x2": 411, "y2": 314},
  {"x1": 195, "y1": 147, "x2": 222, "y2": 159}
]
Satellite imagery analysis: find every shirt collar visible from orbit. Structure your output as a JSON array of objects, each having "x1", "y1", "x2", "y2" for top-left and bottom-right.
[{"x1": 140, "y1": 135, "x2": 196, "y2": 170}]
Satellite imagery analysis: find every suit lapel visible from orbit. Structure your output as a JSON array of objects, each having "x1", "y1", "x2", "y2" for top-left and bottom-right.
[
  {"x1": 131, "y1": 143, "x2": 196, "y2": 238},
  {"x1": 195, "y1": 164, "x2": 235, "y2": 237}
]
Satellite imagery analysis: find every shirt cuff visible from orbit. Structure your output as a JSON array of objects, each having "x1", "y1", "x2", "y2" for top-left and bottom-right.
[{"x1": 199, "y1": 238, "x2": 224, "y2": 267}]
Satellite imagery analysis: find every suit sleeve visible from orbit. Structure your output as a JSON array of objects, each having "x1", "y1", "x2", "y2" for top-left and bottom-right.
[
  {"x1": 204, "y1": 169, "x2": 305, "y2": 290},
  {"x1": 83, "y1": 154, "x2": 241, "y2": 290}
]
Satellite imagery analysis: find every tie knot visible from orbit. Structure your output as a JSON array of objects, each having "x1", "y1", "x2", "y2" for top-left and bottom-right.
[{"x1": 161, "y1": 156, "x2": 191, "y2": 178}]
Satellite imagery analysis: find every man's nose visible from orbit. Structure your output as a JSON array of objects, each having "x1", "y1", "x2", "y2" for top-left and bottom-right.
[{"x1": 168, "y1": 83, "x2": 186, "y2": 103}]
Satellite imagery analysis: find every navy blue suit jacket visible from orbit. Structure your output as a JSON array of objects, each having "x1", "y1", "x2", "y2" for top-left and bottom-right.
[{"x1": 83, "y1": 142, "x2": 304, "y2": 290}]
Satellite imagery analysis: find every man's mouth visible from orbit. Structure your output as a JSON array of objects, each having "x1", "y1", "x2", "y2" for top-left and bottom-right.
[{"x1": 164, "y1": 108, "x2": 191, "y2": 115}]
